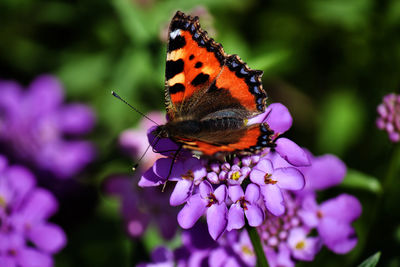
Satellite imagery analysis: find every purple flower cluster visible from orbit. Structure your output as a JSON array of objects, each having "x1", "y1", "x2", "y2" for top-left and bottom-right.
[
  {"x1": 0, "y1": 75, "x2": 95, "y2": 178},
  {"x1": 138, "y1": 222, "x2": 256, "y2": 267},
  {"x1": 0, "y1": 155, "x2": 66, "y2": 267},
  {"x1": 105, "y1": 175, "x2": 179, "y2": 240},
  {"x1": 139, "y1": 103, "x2": 312, "y2": 240},
  {"x1": 139, "y1": 150, "x2": 361, "y2": 267},
  {"x1": 105, "y1": 112, "x2": 179, "y2": 239},
  {"x1": 258, "y1": 152, "x2": 360, "y2": 265},
  {"x1": 376, "y1": 93, "x2": 400, "y2": 142}
]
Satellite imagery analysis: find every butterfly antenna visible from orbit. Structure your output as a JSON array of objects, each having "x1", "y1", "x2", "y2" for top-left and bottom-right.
[{"x1": 111, "y1": 91, "x2": 160, "y2": 126}]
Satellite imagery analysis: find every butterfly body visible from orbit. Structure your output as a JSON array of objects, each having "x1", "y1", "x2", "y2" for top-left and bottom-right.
[{"x1": 156, "y1": 11, "x2": 275, "y2": 157}]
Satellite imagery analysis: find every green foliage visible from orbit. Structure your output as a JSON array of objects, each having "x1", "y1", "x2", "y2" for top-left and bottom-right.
[
  {"x1": 341, "y1": 169, "x2": 382, "y2": 194},
  {"x1": 358, "y1": 252, "x2": 381, "y2": 267},
  {"x1": 1, "y1": 0, "x2": 399, "y2": 266}
]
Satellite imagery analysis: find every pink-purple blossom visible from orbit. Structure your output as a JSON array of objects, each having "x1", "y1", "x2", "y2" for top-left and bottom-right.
[
  {"x1": 140, "y1": 147, "x2": 361, "y2": 266},
  {"x1": 139, "y1": 103, "x2": 310, "y2": 240},
  {"x1": 135, "y1": 101, "x2": 361, "y2": 267},
  {"x1": 0, "y1": 75, "x2": 95, "y2": 178},
  {"x1": 376, "y1": 93, "x2": 400, "y2": 142},
  {"x1": 0, "y1": 155, "x2": 66, "y2": 267},
  {"x1": 105, "y1": 113, "x2": 179, "y2": 239},
  {"x1": 104, "y1": 175, "x2": 179, "y2": 240}
]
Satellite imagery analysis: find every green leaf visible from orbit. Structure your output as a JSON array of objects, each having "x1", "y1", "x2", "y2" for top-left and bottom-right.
[
  {"x1": 341, "y1": 169, "x2": 382, "y2": 194},
  {"x1": 317, "y1": 90, "x2": 365, "y2": 156},
  {"x1": 358, "y1": 252, "x2": 381, "y2": 267},
  {"x1": 308, "y1": 0, "x2": 371, "y2": 31},
  {"x1": 249, "y1": 49, "x2": 290, "y2": 74},
  {"x1": 57, "y1": 53, "x2": 111, "y2": 97}
]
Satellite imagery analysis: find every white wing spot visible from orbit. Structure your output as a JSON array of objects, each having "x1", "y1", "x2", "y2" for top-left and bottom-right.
[{"x1": 170, "y1": 29, "x2": 181, "y2": 39}]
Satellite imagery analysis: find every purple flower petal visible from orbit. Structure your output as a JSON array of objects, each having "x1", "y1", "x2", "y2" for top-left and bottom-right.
[
  {"x1": 40, "y1": 141, "x2": 95, "y2": 178},
  {"x1": 273, "y1": 167, "x2": 305, "y2": 191},
  {"x1": 0, "y1": 256, "x2": 15, "y2": 267},
  {"x1": 303, "y1": 154, "x2": 346, "y2": 190},
  {"x1": 245, "y1": 183, "x2": 260, "y2": 203},
  {"x1": 151, "y1": 246, "x2": 173, "y2": 263},
  {"x1": 209, "y1": 248, "x2": 229, "y2": 267},
  {"x1": 28, "y1": 223, "x2": 66, "y2": 253},
  {"x1": 298, "y1": 193, "x2": 319, "y2": 228},
  {"x1": 229, "y1": 185, "x2": 244, "y2": 202},
  {"x1": 319, "y1": 194, "x2": 362, "y2": 223},
  {"x1": 153, "y1": 158, "x2": 180, "y2": 181},
  {"x1": 20, "y1": 189, "x2": 58, "y2": 222},
  {"x1": 288, "y1": 228, "x2": 319, "y2": 261},
  {"x1": 262, "y1": 184, "x2": 285, "y2": 216},
  {"x1": 147, "y1": 126, "x2": 180, "y2": 157},
  {"x1": 249, "y1": 169, "x2": 266, "y2": 185},
  {"x1": 253, "y1": 158, "x2": 274, "y2": 173},
  {"x1": 170, "y1": 179, "x2": 193, "y2": 206},
  {"x1": 177, "y1": 194, "x2": 206, "y2": 229},
  {"x1": 17, "y1": 248, "x2": 53, "y2": 267},
  {"x1": 207, "y1": 203, "x2": 228, "y2": 240},
  {"x1": 207, "y1": 172, "x2": 219, "y2": 184},
  {"x1": 227, "y1": 204, "x2": 245, "y2": 231},
  {"x1": 275, "y1": 138, "x2": 310, "y2": 167},
  {"x1": 214, "y1": 185, "x2": 227, "y2": 203},
  {"x1": 199, "y1": 181, "x2": 213, "y2": 199},
  {"x1": 56, "y1": 104, "x2": 95, "y2": 135},
  {"x1": 245, "y1": 203, "x2": 264, "y2": 227},
  {"x1": 27, "y1": 75, "x2": 63, "y2": 115},
  {"x1": 0, "y1": 80, "x2": 22, "y2": 113},
  {"x1": 5, "y1": 166, "x2": 35, "y2": 203},
  {"x1": 139, "y1": 168, "x2": 166, "y2": 187},
  {"x1": 265, "y1": 103, "x2": 293, "y2": 134},
  {"x1": 318, "y1": 218, "x2": 357, "y2": 254}
]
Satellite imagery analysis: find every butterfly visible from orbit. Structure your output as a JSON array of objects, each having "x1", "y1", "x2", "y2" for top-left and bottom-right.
[{"x1": 153, "y1": 11, "x2": 275, "y2": 157}]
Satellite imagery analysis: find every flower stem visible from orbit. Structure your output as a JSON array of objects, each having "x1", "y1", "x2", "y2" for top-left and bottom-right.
[{"x1": 246, "y1": 224, "x2": 269, "y2": 267}]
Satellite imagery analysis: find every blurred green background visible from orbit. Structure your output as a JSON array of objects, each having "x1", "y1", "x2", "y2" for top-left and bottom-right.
[{"x1": 1, "y1": 0, "x2": 400, "y2": 266}]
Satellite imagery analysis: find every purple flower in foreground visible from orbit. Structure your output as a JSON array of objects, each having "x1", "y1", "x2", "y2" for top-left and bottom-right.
[
  {"x1": 0, "y1": 75, "x2": 95, "y2": 178},
  {"x1": 250, "y1": 158, "x2": 304, "y2": 216},
  {"x1": 227, "y1": 184, "x2": 264, "y2": 230},
  {"x1": 154, "y1": 157, "x2": 207, "y2": 206},
  {"x1": 104, "y1": 175, "x2": 179, "y2": 239},
  {"x1": 299, "y1": 193, "x2": 361, "y2": 254},
  {"x1": 137, "y1": 246, "x2": 174, "y2": 267},
  {"x1": 0, "y1": 155, "x2": 66, "y2": 266},
  {"x1": 287, "y1": 227, "x2": 320, "y2": 261},
  {"x1": 299, "y1": 150, "x2": 346, "y2": 191},
  {"x1": 142, "y1": 222, "x2": 253, "y2": 267},
  {"x1": 137, "y1": 99, "x2": 362, "y2": 265},
  {"x1": 376, "y1": 93, "x2": 400, "y2": 142},
  {"x1": 140, "y1": 103, "x2": 310, "y2": 240},
  {"x1": 178, "y1": 181, "x2": 228, "y2": 240},
  {"x1": 119, "y1": 112, "x2": 165, "y2": 170}
]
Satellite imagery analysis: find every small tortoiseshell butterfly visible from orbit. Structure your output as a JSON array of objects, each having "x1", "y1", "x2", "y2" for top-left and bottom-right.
[{"x1": 153, "y1": 11, "x2": 274, "y2": 157}]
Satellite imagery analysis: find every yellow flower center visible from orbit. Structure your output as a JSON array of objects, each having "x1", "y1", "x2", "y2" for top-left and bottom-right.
[
  {"x1": 182, "y1": 170, "x2": 194, "y2": 180},
  {"x1": 241, "y1": 245, "x2": 254, "y2": 255},
  {"x1": 295, "y1": 241, "x2": 306, "y2": 250},
  {"x1": 317, "y1": 210, "x2": 324, "y2": 218},
  {"x1": 0, "y1": 196, "x2": 6, "y2": 208},
  {"x1": 264, "y1": 173, "x2": 277, "y2": 184},
  {"x1": 231, "y1": 171, "x2": 241, "y2": 181}
]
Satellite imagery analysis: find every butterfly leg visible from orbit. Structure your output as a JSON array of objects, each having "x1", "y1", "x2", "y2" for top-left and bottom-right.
[{"x1": 162, "y1": 145, "x2": 183, "y2": 192}]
